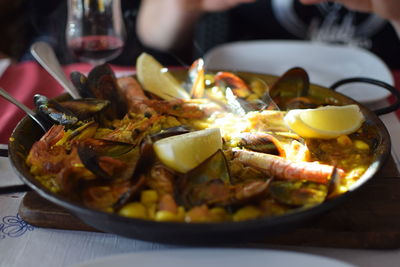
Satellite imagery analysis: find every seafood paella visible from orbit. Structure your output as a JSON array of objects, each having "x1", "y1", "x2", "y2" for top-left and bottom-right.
[{"x1": 23, "y1": 53, "x2": 377, "y2": 223}]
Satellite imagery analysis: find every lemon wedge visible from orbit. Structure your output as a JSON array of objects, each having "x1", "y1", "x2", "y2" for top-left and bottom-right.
[
  {"x1": 284, "y1": 104, "x2": 364, "y2": 139},
  {"x1": 136, "y1": 53, "x2": 190, "y2": 100},
  {"x1": 153, "y1": 128, "x2": 222, "y2": 173}
]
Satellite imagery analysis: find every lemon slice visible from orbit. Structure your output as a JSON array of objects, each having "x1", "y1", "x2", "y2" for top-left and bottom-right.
[
  {"x1": 284, "y1": 104, "x2": 364, "y2": 139},
  {"x1": 153, "y1": 128, "x2": 222, "y2": 173},
  {"x1": 136, "y1": 53, "x2": 190, "y2": 100}
]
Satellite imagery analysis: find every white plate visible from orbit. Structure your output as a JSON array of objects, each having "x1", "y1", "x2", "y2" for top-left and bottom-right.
[
  {"x1": 75, "y1": 248, "x2": 354, "y2": 267},
  {"x1": 204, "y1": 40, "x2": 394, "y2": 104}
]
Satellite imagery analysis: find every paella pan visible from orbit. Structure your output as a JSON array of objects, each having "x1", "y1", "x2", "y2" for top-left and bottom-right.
[{"x1": 6, "y1": 53, "x2": 399, "y2": 244}]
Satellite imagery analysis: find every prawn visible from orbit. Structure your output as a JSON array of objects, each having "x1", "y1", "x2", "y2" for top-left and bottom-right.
[
  {"x1": 26, "y1": 125, "x2": 67, "y2": 175},
  {"x1": 232, "y1": 149, "x2": 344, "y2": 184}
]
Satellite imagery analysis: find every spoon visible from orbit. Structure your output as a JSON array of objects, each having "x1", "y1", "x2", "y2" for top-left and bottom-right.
[
  {"x1": 30, "y1": 42, "x2": 81, "y2": 99},
  {"x1": 0, "y1": 87, "x2": 49, "y2": 132}
]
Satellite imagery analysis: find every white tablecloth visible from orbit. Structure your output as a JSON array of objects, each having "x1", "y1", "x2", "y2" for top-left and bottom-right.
[{"x1": 2, "y1": 190, "x2": 400, "y2": 267}]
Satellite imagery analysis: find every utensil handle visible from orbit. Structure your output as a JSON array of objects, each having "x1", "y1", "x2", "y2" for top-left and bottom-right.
[
  {"x1": 0, "y1": 145, "x2": 31, "y2": 194},
  {"x1": 0, "y1": 88, "x2": 36, "y2": 117},
  {"x1": 330, "y1": 77, "x2": 400, "y2": 116},
  {"x1": 30, "y1": 42, "x2": 81, "y2": 99},
  {"x1": 0, "y1": 87, "x2": 48, "y2": 132}
]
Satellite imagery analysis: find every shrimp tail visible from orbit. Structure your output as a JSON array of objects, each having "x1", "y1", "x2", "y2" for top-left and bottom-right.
[{"x1": 232, "y1": 149, "x2": 344, "y2": 184}]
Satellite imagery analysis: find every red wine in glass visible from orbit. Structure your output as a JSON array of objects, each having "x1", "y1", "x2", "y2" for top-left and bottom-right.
[{"x1": 68, "y1": 35, "x2": 124, "y2": 64}]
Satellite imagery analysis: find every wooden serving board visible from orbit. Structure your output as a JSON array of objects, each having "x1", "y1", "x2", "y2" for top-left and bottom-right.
[{"x1": 19, "y1": 156, "x2": 400, "y2": 249}]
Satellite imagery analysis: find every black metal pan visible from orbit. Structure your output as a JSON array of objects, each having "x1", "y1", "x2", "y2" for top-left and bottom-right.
[{"x1": 3, "y1": 70, "x2": 399, "y2": 244}]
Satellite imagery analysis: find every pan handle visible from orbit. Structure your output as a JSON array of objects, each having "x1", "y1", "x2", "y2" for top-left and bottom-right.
[
  {"x1": 330, "y1": 77, "x2": 400, "y2": 116},
  {"x1": 0, "y1": 145, "x2": 32, "y2": 194}
]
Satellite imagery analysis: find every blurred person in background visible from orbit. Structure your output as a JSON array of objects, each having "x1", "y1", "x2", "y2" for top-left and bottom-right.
[
  {"x1": 137, "y1": 0, "x2": 400, "y2": 68},
  {"x1": 0, "y1": 0, "x2": 29, "y2": 60},
  {"x1": 8, "y1": 0, "x2": 400, "y2": 68}
]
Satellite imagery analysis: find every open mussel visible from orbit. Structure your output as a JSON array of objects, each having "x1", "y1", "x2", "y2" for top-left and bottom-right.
[
  {"x1": 268, "y1": 180, "x2": 328, "y2": 207},
  {"x1": 178, "y1": 150, "x2": 232, "y2": 208},
  {"x1": 34, "y1": 94, "x2": 110, "y2": 128},
  {"x1": 86, "y1": 64, "x2": 127, "y2": 119},
  {"x1": 234, "y1": 132, "x2": 286, "y2": 157},
  {"x1": 112, "y1": 126, "x2": 193, "y2": 210},
  {"x1": 34, "y1": 94, "x2": 79, "y2": 127},
  {"x1": 265, "y1": 67, "x2": 311, "y2": 110},
  {"x1": 215, "y1": 72, "x2": 252, "y2": 99},
  {"x1": 71, "y1": 64, "x2": 128, "y2": 119},
  {"x1": 178, "y1": 149, "x2": 272, "y2": 209},
  {"x1": 186, "y1": 58, "x2": 205, "y2": 99},
  {"x1": 59, "y1": 98, "x2": 110, "y2": 120},
  {"x1": 77, "y1": 136, "x2": 139, "y2": 178},
  {"x1": 70, "y1": 71, "x2": 90, "y2": 98},
  {"x1": 150, "y1": 125, "x2": 192, "y2": 141}
]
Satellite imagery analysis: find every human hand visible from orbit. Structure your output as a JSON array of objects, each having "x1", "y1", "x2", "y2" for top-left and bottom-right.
[
  {"x1": 188, "y1": 0, "x2": 256, "y2": 13},
  {"x1": 137, "y1": 0, "x2": 256, "y2": 51}
]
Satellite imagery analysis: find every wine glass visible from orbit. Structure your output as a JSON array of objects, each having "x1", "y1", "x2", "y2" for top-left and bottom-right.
[{"x1": 66, "y1": 0, "x2": 126, "y2": 66}]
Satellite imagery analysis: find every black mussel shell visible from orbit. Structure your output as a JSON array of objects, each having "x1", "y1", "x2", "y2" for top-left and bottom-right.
[
  {"x1": 265, "y1": 67, "x2": 310, "y2": 109},
  {"x1": 70, "y1": 71, "x2": 90, "y2": 98},
  {"x1": 60, "y1": 98, "x2": 110, "y2": 120},
  {"x1": 77, "y1": 137, "x2": 137, "y2": 180},
  {"x1": 113, "y1": 136, "x2": 155, "y2": 210},
  {"x1": 86, "y1": 64, "x2": 127, "y2": 119},
  {"x1": 34, "y1": 94, "x2": 79, "y2": 126},
  {"x1": 269, "y1": 180, "x2": 328, "y2": 206},
  {"x1": 150, "y1": 125, "x2": 192, "y2": 142},
  {"x1": 236, "y1": 132, "x2": 285, "y2": 157},
  {"x1": 177, "y1": 149, "x2": 232, "y2": 208}
]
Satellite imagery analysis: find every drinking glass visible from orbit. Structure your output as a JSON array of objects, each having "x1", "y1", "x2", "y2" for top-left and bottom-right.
[{"x1": 66, "y1": 0, "x2": 126, "y2": 66}]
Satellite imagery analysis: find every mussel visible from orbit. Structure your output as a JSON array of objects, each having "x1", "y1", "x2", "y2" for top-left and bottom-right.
[
  {"x1": 186, "y1": 58, "x2": 205, "y2": 99},
  {"x1": 214, "y1": 72, "x2": 252, "y2": 98},
  {"x1": 113, "y1": 126, "x2": 193, "y2": 210},
  {"x1": 87, "y1": 64, "x2": 127, "y2": 119},
  {"x1": 59, "y1": 98, "x2": 110, "y2": 120},
  {"x1": 178, "y1": 149, "x2": 271, "y2": 208},
  {"x1": 265, "y1": 67, "x2": 310, "y2": 110},
  {"x1": 77, "y1": 137, "x2": 138, "y2": 178},
  {"x1": 34, "y1": 94, "x2": 111, "y2": 127},
  {"x1": 34, "y1": 94, "x2": 79, "y2": 127},
  {"x1": 235, "y1": 132, "x2": 286, "y2": 157},
  {"x1": 70, "y1": 71, "x2": 90, "y2": 98},
  {"x1": 268, "y1": 180, "x2": 328, "y2": 207},
  {"x1": 71, "y1": 64, "x2": 128, "y2": 119},
  {"x1": 178, "y1": 149, "x2": 232, "y2": 208}
]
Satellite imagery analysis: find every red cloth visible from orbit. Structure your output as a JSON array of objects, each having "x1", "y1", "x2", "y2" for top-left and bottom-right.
[
  {"x1": 1, "y1": 61, "x2": 400, "y2": 144},
  {"x1": 0, "y1": 61, "x2": 133, "y2": 144}
]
